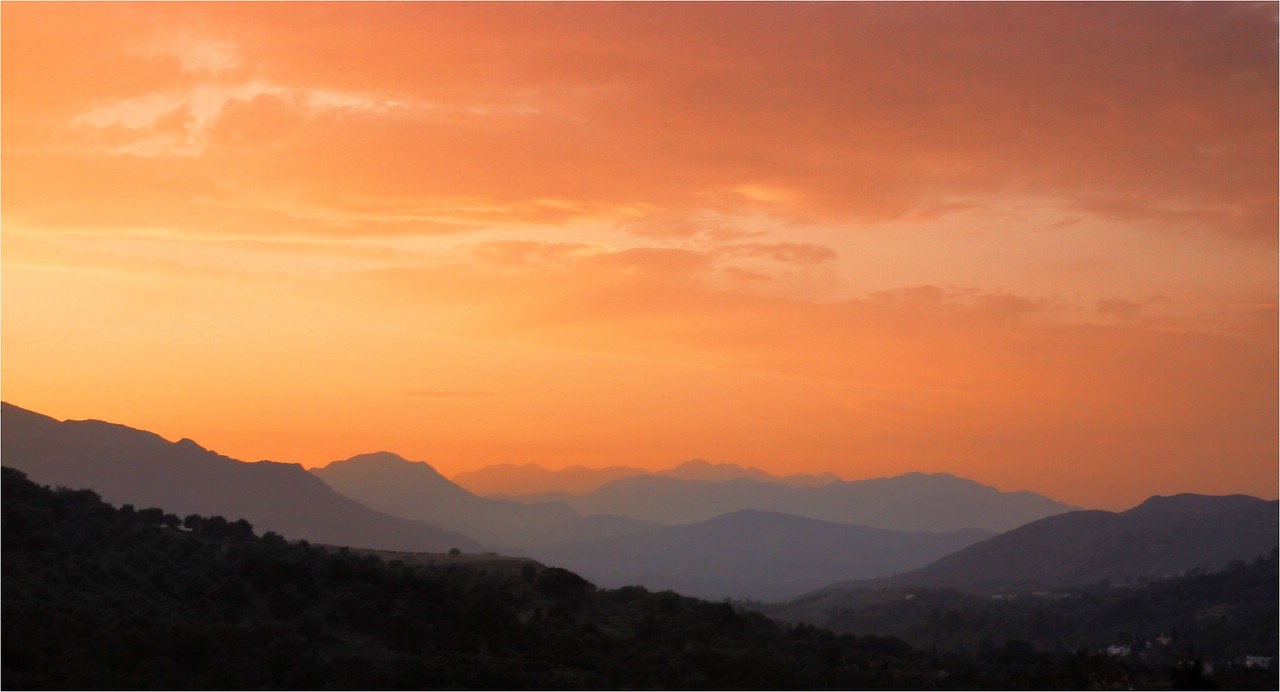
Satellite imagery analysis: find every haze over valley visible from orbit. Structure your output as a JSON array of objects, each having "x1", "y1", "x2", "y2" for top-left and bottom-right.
[{"x1": 5, "y1": 402, "x2": 1274, "y2": 605}]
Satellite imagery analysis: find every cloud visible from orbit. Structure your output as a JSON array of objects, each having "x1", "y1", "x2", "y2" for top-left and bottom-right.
[
  {"x1": 722, "y1": 243, "x2": 837, "y2": 265},
  {"x1": 4, "y1": 2, "x2": 1274, "y2": 240},
  {"x1": 860, "y1": 286, "x2": 1050, "y2": 325},
  {"x1": 141, "y1": 34, "x2": 241, "y2": 74},
  {"x1": 465, "y1": 240, "x2": 607, "y2": 269},
  {"x1": 619, "y1": 213, "x2": 765, "y2": 243},
  {"x1": 584, "y1": 247, "x2": 715, "y2": 278}
]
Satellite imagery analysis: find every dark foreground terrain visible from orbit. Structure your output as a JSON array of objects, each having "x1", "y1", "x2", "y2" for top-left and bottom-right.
[
  {"x1": 759, "y1": 555, "x2": 1278, "y2": 682},
  {"x1": 3, "y1": 467, "x2": 1275, "y2": 690}
]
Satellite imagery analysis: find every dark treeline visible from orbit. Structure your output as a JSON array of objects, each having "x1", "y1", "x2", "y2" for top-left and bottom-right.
[
  {"x1": 3, "y1": 466, "x2": 1273, "y2": 690},
  {"x1": 764, "y1": 552, "x2": 1278, "y2": 663}
]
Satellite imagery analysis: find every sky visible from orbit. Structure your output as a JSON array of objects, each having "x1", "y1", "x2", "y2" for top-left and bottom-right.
[{"x1": 2, "y1": 2, "x2": 1276, "y2": 510}]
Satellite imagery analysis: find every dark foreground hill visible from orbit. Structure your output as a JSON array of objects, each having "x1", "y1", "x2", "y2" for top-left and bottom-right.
[
  {"x1": 762, "y1": 550, "x2": 1279, "y2": 667},
  {"x1": 810, "y1": 493, "x2": 1279, "y2": 594},
  {"x1": 0, "y1": 403, "x2": 481, "y2": 553},
  {"x1": 9, "y1": 467, "x2": 1258, "y2": 691}
]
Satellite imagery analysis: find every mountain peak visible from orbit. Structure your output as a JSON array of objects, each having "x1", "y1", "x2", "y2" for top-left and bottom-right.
[
  {"x1": 656, "y1": 459, "x2": 777, "y2": 483},
  {"x1": 175, "y1": 437, "x2": 206, "y2": 451},
  {"x1": 318, "y1": 451, "x2": 461, "y2": 486},
  {"x1": 338, "y1": 451, "x2": 413, "y2": 465},
  {"x1": 673, "y1": 458, "x2": 715, "y2": 469},
  {"x1": 890, "y1": 471, "x2": 964, "y2": 482},
  {"x1": 313, "y1": 450, "x2": 474, "y2": 504}
]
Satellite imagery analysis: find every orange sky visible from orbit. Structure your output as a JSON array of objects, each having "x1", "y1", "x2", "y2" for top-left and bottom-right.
[{"x1": 3, "y1": 2, "x2": 1276, "y2": 509}]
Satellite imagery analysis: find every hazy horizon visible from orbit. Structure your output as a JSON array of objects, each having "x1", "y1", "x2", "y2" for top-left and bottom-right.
[
  {"x1": 3, "y1": 3, "x2": 1276, "y2": 511},
  {"x1": 8, "y1": 399, "x2": 1279, "y2": 517}
]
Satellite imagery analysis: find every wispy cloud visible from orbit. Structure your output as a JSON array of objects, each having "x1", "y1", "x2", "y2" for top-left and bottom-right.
[{"x1": 7, "y1": 2, "x2": 1275, "y2": 237}]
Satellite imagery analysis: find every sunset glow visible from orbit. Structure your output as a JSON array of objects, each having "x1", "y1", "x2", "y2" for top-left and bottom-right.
[{"x1": 3, "y1": 2, "x2": 1276, "y2": 509}]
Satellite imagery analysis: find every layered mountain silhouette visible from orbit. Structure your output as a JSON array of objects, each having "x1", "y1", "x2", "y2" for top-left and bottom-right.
[
  {"x1": 3, "y1": 401, "x2": 1095, "y2": 604},
  {"x1": 312, "y1": 452, "x2": 585, "y2": 547},
  {"x1": 452, "y1": 462, "x2": 648, "y2": 496},
  {"x1": 803, "y1": 493, "x2": 1279, "y2": 597},
  {"x1": 653, "y1": 459, "x2": 843, "y2": 487},
  {"x1": 0, "y1": 403, "x2": 481, "y2": 553},
  {"x1": 533, "y1": 510, "x2": 993, "y2": 601},
  {"x1": 524, "y1": 473, "x2": 1075, "y2": 533},
  {"x1": 307, "y1": 454, "x2": 1009, "y2": 600},
  {"x1": 453, "y1": 458, "x2": 843, "y2": 497}
]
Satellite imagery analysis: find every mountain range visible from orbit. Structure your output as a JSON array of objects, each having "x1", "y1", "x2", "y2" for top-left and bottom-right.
[
  {"x1": 307, "y1": 452, "x2": 1017, "y2": 599},
  {"x1": 452, "y1": 458, "x2": 843, "y2": 497},
  {"x1": 6, "y1": 401, "x2": 1273, "y2": 607},
  {"x1": 451, "y1": 462, "x2": 649, "y2": 496},
  {"x1": 312, "y1": 453, "x2": 1056, "y2": 600},
  {"x1": 654, "y1": 458, "x2": 844, "y2": 487},
  {"x1": 310, "y1": 448, "x2": 1074, "y2": 538},
  {"x1": 508, "y1": 472, "x2": 1076, "y2": 533},
  {"x1": 0, "y1": 403, "x2": 481, "y2": 553}
]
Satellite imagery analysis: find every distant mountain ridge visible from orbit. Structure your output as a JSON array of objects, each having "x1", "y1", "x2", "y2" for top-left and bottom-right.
[
  {"x1": 312, "y1": 453, "x2": 999, "y2": 600},
  {"x1": 326, "y1": 450, "x2": 1074, "y2": 539},
  {"x1": 654, "y1": 459, "x2": 843, "y2": 487},
  {"x1": 311, "y1": 452, "x2": 582, "y2": 548},
  {"x1": 451, "y1": 462, "x2": 648, "y2": 496},
  {"x1": 541, "y1": 472, "x2": 1076, "y2": 533},
  {"x1": 452, "y1": 458, "x2": 842, "y2": 497},
  {"x1": 0, "y1": 403, "x2": 482, "y2": 553},
  {"x1": 803, "y1": 492, "x2": 1280, "y2": 597}
]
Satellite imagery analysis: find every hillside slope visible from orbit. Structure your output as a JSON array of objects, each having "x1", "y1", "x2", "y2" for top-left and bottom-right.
[
  {"x1": 808, "y1": 493, "x2": 1279, "y2": 595},
  {"x1": 0, "y1": 403, "x2": 481, "y2": 553}
]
